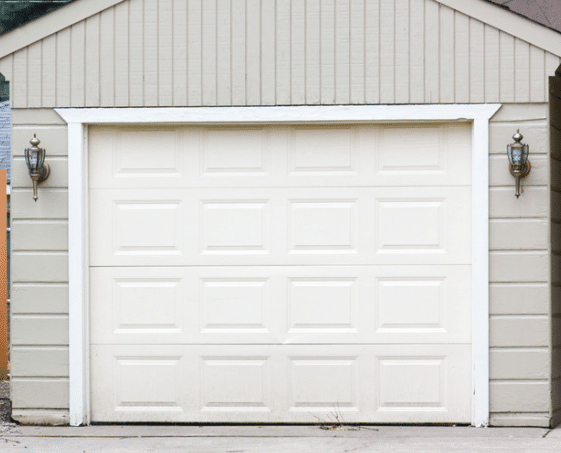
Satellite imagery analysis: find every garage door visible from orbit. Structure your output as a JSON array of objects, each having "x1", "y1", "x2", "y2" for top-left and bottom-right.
[{"x1": 89, "y1": 123, "x2": 472, "y2": 423}]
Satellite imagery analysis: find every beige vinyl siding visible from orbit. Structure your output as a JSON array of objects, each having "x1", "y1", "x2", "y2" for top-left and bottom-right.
[
  {"x1": 489, "y1": 104, "x2": 551, "y2": 427},
  {"x1": 0, "y1": 0, "x2": 560, "y2": 109},
  {"x1": 9, "y1": 110, "x2": 69, "y2": 425}
]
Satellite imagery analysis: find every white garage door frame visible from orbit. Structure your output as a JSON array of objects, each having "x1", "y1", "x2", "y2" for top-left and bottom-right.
[{"x1": 56, "y1": 104, "x2": 501, "y2": 427}]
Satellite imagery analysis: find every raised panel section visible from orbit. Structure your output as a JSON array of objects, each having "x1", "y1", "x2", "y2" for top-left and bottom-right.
[
  {"x1": 288, "y1": 127, "x2": 356, "y2": 174},
  {"x1": 378, "y1": 126, "x2": 444, "y2": 173},
  {"x1": 90, "y1": 345, "x2": 471, "y2": 423},
  {"x1": 114, "y1": 279, "x2": 182, "y2": 333},
  {"x1": 374, "y1": 124, "x2": 471, "y2": 186},
  {"x1": 201, "y1": 201, "x2": 269, "y2": 254},
  {"x1": 289, "y1": 357, "x2": 358, "y2": 411},
  {"x1": 373, "y1": 187, "x2": 471, "y2": 264},
  {"x1": 377, "y1": 279, "x2": 444, "y2": 331},
  {"x1": 113, "y1": 201, "x2": 182, "y2": 255},
  {"x1": 201, "y1": 279, "x2": 269, "y2": 333},
  {"x1": 115, "y1": 129, "x2": 181, "y2": 177},
  {"x1": 201, "y1": 128, "x2": 269, "y2": 175},
  {"x1": 90, "y1": 190, "x2": 189, "y2": 266},
  {"x1": 201, "y1": 357, "x2": 271, "y2": 411},
  {"x1": 371, "y1": 266, "x2": 471, "y2": 344},
  {"x1": 288, "y1": 278, "x2": 357, "y2": 332},
  {"x1": 90, "y1": 268, "x2": 190, "y2": 345},
  {"x1": 377, "y1": 200, "x2": 445, "y2": 252},
  {"x1": 113, "y1": 356, "x2": 183, "y2": 413},
  {"x1": 378, "y1": 357, "x2": 445, "y2": 410},
  {"x1": 89, "y1": 127, "x2": 186, "y2": 188},
  {"x1": 289, "y1": 200, "x2": 358, "y2": 254}
]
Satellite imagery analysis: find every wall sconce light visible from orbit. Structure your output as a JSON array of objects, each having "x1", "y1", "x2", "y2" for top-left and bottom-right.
[
  {"x1": 24, "y1": 135, "x2": 50, "y2": 202},
  {"x1": 507, "y1": 130, "x2": 531, "y2": 198}
]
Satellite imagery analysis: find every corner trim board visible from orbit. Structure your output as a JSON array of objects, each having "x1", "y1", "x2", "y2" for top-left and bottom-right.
[{"x1": 56, "y1": 104, "x2": 501, "y2": 427}]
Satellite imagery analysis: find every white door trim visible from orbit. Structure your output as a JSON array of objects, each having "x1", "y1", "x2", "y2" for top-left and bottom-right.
[{"x1": 56, "y1": 104, "x2": 501, "y2": 427}]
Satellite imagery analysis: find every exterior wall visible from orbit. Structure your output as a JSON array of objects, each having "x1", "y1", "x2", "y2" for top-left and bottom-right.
[
  {"x1": 9, "y1": 109, "x2": 69, "y2": 425},
  {"x1": 0, "y1": 0, "x2": 558, "y2": 426},
  {"x1": 489, "y1": 104, "x2": 551, "y2": 427},
  {"x1": 0, "y1": 0, "x2": 560, "y2": 109}
]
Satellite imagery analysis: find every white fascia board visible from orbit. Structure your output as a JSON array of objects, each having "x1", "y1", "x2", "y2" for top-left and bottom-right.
[
  {"x1": 0, "y1": 0, "x2": 126, "y2": 59},
  {"x1": 436, "y1": 0, "x2": 561, "y2": 57}
]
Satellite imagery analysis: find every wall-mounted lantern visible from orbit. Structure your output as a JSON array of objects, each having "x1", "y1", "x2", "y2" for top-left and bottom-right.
[
  {"x1": 507, "y1": 130, "x2": 531, "y2": 198},
  {"x1": 24, "y1": 135, "x2": 50, "y2": 202}
]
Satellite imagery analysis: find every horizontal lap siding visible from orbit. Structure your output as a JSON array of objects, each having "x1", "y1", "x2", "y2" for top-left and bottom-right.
[
  {"x1": 489, "y1": 104, "x2": 551, "y2": 427},
  {"x1": 1, "y1": 0, "x2": 560, "y2": 108},
  {"x1": 9, "y1": 110, "x2": 69, "y2": 421}
]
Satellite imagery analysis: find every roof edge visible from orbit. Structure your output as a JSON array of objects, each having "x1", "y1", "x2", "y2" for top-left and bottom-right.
[
  {"x1": 436, "y1": 0, "x2": 561, "y2": 57},
  {"x1": 0, "y1": 0, "x2": 127, "y2": 60}
]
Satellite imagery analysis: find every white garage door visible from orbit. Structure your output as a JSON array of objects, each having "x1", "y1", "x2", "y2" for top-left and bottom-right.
[{"x1": 89, "y1": 123, "x2": 472, "y2": 423}]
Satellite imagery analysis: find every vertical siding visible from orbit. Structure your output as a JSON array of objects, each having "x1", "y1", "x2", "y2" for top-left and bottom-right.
[
  {"x1": 261, "y1": 0, "x2": 276, "y2": 105},
  {"x1": 85, "y1": 14, "x2": 101, "y2": 107},
  {"x1": 2, "y1": 0, "x2": 560, "y2": 108},
  {"x1": 469, "y1": 18, "x2": 484, "y2": 103},
  {"x1": 114, "y1": 0, "x2": 130, "y2": 107},
  {"x1": 41, "y1": 35, "x2": 57, "y2": 107},
  {"x1": 70, "y1": 21, "x2": 86, "y2": 107},
  {"x1": 216, "y1": 0, "x2": 231, "y2": 106},
  {"x1": 100, "y1": 7, "x2": 115, "y2": 106},
  {"x1": 129, "y1": 0, "x2": 144, "y2": 106}
]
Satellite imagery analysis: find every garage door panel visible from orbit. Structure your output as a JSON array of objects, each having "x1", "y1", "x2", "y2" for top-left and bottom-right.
[
  {"x1": 374, "y1": 124, "x2": 471, "y2": 187},
  {"x1": 91, "y1": 265, "x2": 469, "y2": 345},
  {"x1": 90, "y1": 187, "x2": 469, "y2": 266},
  {"x1": 89, "y1": 123, "x2": 472, "y2": 424},
  {"x1": 89, "y1": 126, "x2": 190, "y2": 189},
  {"x1": 373, "y1": 187, "x2": 471, "y2": 264},
  {"x1": 91, "y1": 344, "x2": 470, "y2": 423},
  {"x1": 90, "y1": 125, "x2": 471, "y2": 189}
]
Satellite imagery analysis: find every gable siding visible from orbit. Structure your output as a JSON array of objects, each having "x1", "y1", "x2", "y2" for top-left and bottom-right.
[{"x1": 0, "y1": 0, "x2": 559, "y2": 108}]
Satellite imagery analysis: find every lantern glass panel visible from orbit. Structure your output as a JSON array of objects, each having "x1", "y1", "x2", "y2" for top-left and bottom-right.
[
  {"x1": 25, "y1": 148, "x2": 38, "y2": 170},
  {"x1": 522, "y1": 144, "x2": 529, "y2": 163},
  {"x1": 508, "y1": 144, "x2": 524, "y2": 165}
]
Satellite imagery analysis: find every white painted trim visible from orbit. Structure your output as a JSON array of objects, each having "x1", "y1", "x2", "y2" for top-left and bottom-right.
[
  {"x1": 56, "y1": 104, "x2": 500, "y2": 427},
  {"x1": 435, "y1": 0, "x2": 561, "y2": 57},
  {"x1": 67, "y1": 122, "x2": 88, "y2": 427},
  {"x1": 0, "y1": 0, "x2": 126, "y2": 59}
]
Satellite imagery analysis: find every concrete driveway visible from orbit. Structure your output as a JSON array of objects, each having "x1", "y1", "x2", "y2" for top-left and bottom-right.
[{"x1": 2, "y1": 424, "x2": 561, "y2": 452}]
